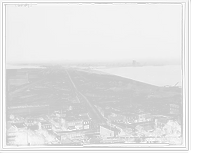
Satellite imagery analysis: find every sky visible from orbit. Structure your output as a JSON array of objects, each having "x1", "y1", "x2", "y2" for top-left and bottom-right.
[{"x1": 6, "y1": 3, "x2": 182, "y2": 63}]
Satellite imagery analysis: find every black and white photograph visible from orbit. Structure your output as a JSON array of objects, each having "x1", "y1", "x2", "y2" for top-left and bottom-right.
[{"x1": 0, "y1": 0, "x2": 190, "y2": 152}]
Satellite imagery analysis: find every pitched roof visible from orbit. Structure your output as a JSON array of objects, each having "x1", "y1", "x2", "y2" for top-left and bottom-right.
[{"x1": 12, "y1": 122, "x2": 25, "y2": 128}]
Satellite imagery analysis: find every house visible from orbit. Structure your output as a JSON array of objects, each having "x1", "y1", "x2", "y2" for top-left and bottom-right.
[
  {"x1": 53, "y1": 110, "x2": 67, "y2": 118},
  {"x1": 25, "y1": 118, "x2": 37, "y2": 125},
  {"x1": 50, "y1": 117, "x2": 62, "y2": 129},
  {"x1": 65, "y1": 116, "x2": 83, "y2": 131},
  {"x1": 13, "y1": 115, "x2": 24, "y2": 123},
  {"x1": 6, "y1": 121, "x2": 17, "y2": 144},
  {"x1": 39, "y1": 121, "x2": 52, "y2": 130},
  {"x1": 6, "y1": 122, "x2": 27, "y2": 135},
  {"x1": 100, "y1": 125, "x2": 120, "y2": 139},
  {"x1": 80, "y1": 112, "x2": 92, "y2": 129},
  {"x1": 6, "y1": 122, "x2": 27, "y2": 143},
  {"x1": 11, "y1": 122, "x2": 25, "y2": 129}
]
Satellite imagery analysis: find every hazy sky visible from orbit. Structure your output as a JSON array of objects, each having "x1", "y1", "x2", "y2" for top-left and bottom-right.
[{"x1": 6, "y1": 3, "x2": 182, "y2": 63}]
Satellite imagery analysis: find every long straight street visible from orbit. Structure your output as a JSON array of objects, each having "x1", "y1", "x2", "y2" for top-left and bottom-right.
[{"x1": 66, "y1": 70, "x2": 106, "y2": 127}]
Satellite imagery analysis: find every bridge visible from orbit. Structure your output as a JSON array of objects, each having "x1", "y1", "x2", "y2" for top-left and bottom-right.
[{"x1": 66, "y1": 70, "x2": 106, "y2": 127}]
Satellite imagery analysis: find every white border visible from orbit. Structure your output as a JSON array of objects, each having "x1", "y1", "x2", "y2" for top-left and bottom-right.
[{"x1": 0, "y1": 0, "x2": 189, "y2": 151}]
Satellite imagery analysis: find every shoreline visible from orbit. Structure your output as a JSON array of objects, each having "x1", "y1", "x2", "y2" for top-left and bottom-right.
[{"x1": 92, "y1": 65, "x2": 182, "y2": 87}]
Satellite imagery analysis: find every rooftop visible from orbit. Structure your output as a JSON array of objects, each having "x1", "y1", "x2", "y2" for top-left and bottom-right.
[{"x1": 11, "y1": 123, "x2": 26, "y2": 129}]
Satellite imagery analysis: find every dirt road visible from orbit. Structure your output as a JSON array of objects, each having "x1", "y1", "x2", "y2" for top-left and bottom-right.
[{"x1": 66, "y1": 70, "x2": 106, "y2": 127}]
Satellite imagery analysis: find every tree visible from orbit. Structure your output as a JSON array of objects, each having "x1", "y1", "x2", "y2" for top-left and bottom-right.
[
  {"x1": 164, "y1": 120, "x2": 182, "y2": 144},
  {"x1": 164, "y1": 120, "x2": 181, "y2": 136}
]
